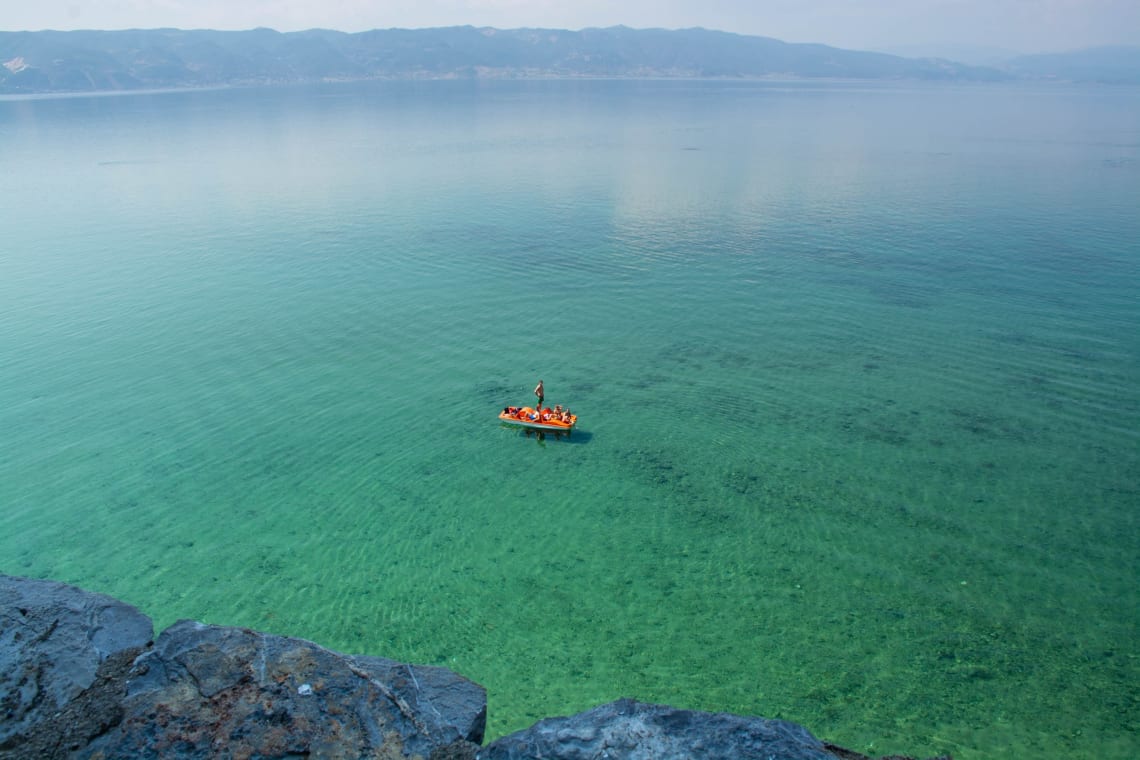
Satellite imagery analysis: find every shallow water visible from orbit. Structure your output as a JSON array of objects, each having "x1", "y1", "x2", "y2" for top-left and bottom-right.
[{"x1": 1, "y1": 79, "x2": 1137, "y2": 758}]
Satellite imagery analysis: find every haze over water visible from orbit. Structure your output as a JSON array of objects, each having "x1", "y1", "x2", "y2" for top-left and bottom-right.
[{"x1": 1, "y1": 79, "x2": 1137, "y2": 759}]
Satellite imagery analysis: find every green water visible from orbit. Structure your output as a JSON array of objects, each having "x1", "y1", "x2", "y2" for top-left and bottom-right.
[{"x1": 1, "y1": 80, "x2": 1137, "y2": 758}]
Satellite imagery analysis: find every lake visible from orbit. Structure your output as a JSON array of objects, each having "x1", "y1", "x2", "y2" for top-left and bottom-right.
[{"x1": 1, "y1": 78, "x2": 1137, "y2": 759}]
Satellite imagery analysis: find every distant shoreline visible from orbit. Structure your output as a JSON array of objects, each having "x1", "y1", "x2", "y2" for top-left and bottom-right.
[{"x1": 2, "y1": 75, "x2": 1128, "y2": 102}]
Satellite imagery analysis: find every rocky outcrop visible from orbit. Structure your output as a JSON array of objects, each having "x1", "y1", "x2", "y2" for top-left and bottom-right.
[
  {"x1": 479, "y1": 698, "x2": 838, "y2": 760},
  {"x1": 478, "y1": 698, "x2": 950, "y2": 760},
  {"x1": 1, "y1": 575, "x2": 947, "y2": 760},
  {"x1": 82, "y1": 620, "x2": 486, "y2": 759},
  {"x1": 0, "y1": 576, "x2": 153, "y2": 758},
  {"x1": 0, "y1": 575, "x2": 485, "y2": 759}
]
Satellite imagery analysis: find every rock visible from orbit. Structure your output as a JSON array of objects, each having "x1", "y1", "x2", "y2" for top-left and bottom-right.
[
  {"x1": 478, "y1": 698, "x2": 840, "y2": 760},
  {"x1": 478, "y1": 699, "x2": 952, "y2": 760},
  {"x1": 82, "y1": 619, "x2": 486, "y2": 759},
  {"x1": 1, "y1": 576, "x2": 485, "y2": 760},
  {"x1": 0, "y1": 575, "x2": 153, "y2": 757}
]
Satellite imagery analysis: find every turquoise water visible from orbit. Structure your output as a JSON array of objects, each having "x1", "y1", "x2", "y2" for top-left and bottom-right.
[{"x1": 1, "y1": 80, "x2": 1137, "y2": 758}]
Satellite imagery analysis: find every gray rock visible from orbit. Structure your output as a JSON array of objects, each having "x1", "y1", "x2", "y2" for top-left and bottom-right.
[
  {"x1": 0, "y1": 575, "x2": 153, "y2": 757},
  {"x1": 82, "y1": 619, "x2": 486, "y2": 759},
  {"x1": 478, "y1": 698, "x2": 842, "y2": 760},
  {"x1": 1, "y1": 576, "x2": 484, "y2": 759}
]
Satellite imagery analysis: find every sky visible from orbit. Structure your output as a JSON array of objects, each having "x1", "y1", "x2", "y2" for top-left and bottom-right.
[{"x1": 3, "y1": 0, "x2": 1139, "y2": 55}]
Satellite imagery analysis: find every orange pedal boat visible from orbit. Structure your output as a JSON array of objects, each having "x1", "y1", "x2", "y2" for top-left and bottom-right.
[{"x1": 499, "y1": 406, "x2": 577, "y2": 434}]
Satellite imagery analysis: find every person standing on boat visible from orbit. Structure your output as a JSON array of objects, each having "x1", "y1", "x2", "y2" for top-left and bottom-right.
[{"x1": 534, "y1": 379, "x2": 544, "y2": 409}]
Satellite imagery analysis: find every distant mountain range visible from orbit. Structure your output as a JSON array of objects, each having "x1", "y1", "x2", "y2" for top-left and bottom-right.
[
  {"x1": 1002, "y1": 46, "x2": 1140, "y2": 83},
  {"x1": 1, "y1": 26, "x2": 1138, "y2": 94}
]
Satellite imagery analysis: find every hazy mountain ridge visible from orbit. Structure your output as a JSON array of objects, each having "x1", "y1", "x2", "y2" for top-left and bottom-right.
[
  {"x1": 1, "y1": 26, "x2": 1135, "y2": 94},
  {"x1": 1004, "y1": 45, "x2": 1140, "y2": 83},
  {"x1": 0, "y1": 26, "x2": 1008, "y2": 93}
]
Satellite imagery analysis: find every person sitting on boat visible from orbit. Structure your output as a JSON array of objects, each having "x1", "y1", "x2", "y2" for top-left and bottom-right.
[
  {"x1": 541, "y1": 410, "x2": 552, "y2": 422},
  {"x1": 561, "y1": 409, "x2": 572, "y2": 422},
  {"x1": 528, "y1": 410, "x2": 540, "y2": 421}
]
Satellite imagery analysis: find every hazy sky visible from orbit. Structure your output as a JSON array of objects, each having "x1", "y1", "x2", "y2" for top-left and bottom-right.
[{"x1": 4, "y1": 0, "x2": 1138, "y2": 54}]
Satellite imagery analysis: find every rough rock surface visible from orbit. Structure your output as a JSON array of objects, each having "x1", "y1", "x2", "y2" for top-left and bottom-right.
[
  {"x1": 83, "y1": 619, "x2": 486, "y2": 759},
  {"x1": 1, "y1": 575, "x2": 485, "y2": 759},
  {"x1": 0, "y1": 575, "x2": 153, "y2": 757},
  {"x1": 479, "y1": 698, "x2": 839, "y2": 760},
  {"x1": 478, "y1": 699, "x2": 951, "y2": 760}
]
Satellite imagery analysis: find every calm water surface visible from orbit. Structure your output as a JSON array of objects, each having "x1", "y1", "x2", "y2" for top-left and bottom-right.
[{"x1": 1, "y1": 80, "x2": 1138, "y2": 758}]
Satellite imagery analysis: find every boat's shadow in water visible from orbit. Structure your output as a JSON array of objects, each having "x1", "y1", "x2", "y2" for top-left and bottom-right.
[{"x1": 504, "y1": 425, "x2": 593, "y2": 445}]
